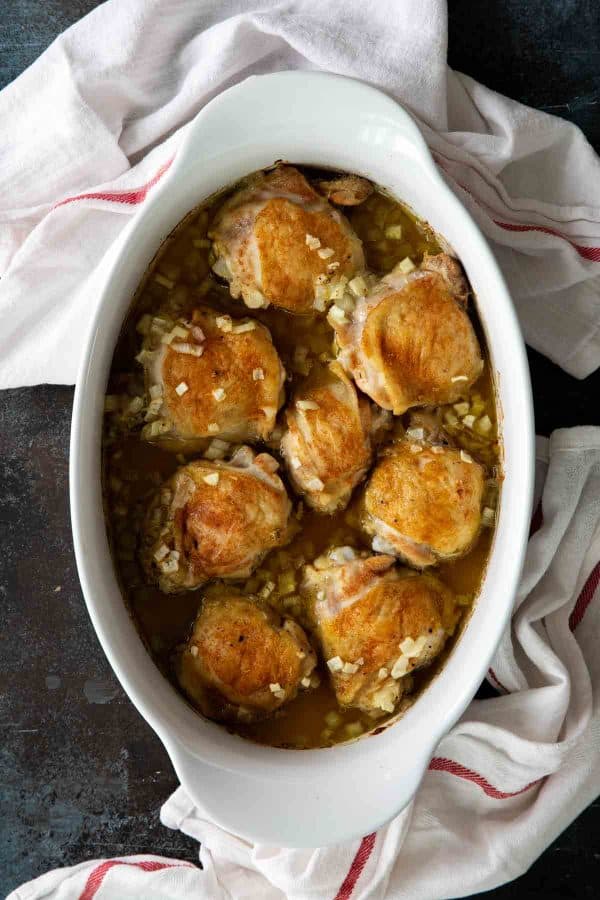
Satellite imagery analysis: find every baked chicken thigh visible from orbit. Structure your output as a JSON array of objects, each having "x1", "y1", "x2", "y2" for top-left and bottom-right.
[
  {"x1": 329, "y1": 253, "x2": 483, "y2": 414},
  {"x1": 361, "y1": 437, "x2": 485, "y2": 567},
  {"x1": 141, "y1": 448, "x2": 292, "y2": 593},
  {"x1": 138, "y1": 305, "x2": 285, "y2": 445},
  {"x1": 177, "y1": 585, "x2": 317, "y2": 723},
  {"x1": 303, "y1": 549, "x2": 458, "y2": 716},
  {"x1": 280, "y1": 361, "x2": 388, "y2": 513},
  {"x1": 209, "y1": 166, "x2": 365, "y2": 314}
]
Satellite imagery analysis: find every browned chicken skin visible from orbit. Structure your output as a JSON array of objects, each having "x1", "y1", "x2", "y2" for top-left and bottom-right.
[
  {"x1": 361, "y1": 439, "x2": 485, "y2": 567},
  {"x1": 303, "y1": 549, "x2": 458, "y2": 716},
  {"x1": 138, "y1": 305, "x2": 285, "y2": 445},
  {"x1": 209, "y1": 166, "x2": 365, "y2": 314},
  {"x1": 280, "y1": 361, "x2": 389, "y2": 513},
  {"x1": 177, "y1": 585, "x2": 317, "y2": 723},
  {"x1": 141, "y1": 448, "x2": 292, "y2": 593},
  {"x1": 329, "y1": 253, "x2": 483, "y2": 414}
]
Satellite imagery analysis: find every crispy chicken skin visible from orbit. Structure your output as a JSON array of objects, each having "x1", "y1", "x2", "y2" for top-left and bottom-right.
[
  {"x1": 141, "y1": 448, "x2": 292, "y2": 593},
  {"x1": 329, "y1": 253, "x2": 483, "y2": 414},
  {"x1": 361, "y1": 439, "x2": 485, "y2": 567},
  {"x1": 280, "y1": 361, "x2": 389, "y2": 513},
  {"x1": 209, "y1": 166, "x2": 365, "y2": 314},
  {"x1": 139, "y1": 305, "x2": 285, "y2": 445},
  {"x1": 303, "y1": 549, "x2": 458, "y2": 716},
  {"x1": 177, "y1": 586, "x2": 317, "y2": 723}
]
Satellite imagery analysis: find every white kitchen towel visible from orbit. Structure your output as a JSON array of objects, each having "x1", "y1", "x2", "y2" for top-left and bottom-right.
[
  {"x1": 10, "y1": 427, "x2": 600, "y2": 899},
  {"x1": 2, "y1": 0, "x2": 600, "y2": 388}
]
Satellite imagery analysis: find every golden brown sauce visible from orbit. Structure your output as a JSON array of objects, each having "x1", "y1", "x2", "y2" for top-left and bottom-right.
[{"x1": 103, "y1": 169, "x2": 501, "y2": 749}]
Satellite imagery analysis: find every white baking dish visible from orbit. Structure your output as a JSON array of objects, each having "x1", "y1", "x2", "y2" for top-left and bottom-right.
[{"x1": 70, "y1": 71, "x2": 534, "y2": 847}]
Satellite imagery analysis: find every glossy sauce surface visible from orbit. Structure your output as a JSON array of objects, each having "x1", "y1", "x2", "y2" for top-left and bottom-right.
[{"x1": 103, "y1": 169, "x2": 501, "y2": 749}]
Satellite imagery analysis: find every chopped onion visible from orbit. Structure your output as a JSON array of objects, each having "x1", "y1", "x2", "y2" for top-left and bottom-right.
[
  {"x1": 154, "y1": 544, "x2": 170, "y2": 562},
  {"x1": 232, "y1": 321, "x2": 256, "y2": 333},
  {"x1": 406, "y1": 427, "x2": 424, "y2": 440},
  {"x1": 207, "y1": 423, "x2": 219, "y2": 433},
  {"x1": 378, "y1": 667, "x2": 388, "y2": 680},
  {"x1": 453, "y1": 401, "x2": 470, "y2": 417},
  {"x1": 212, "y1": 387, "x2": 226, "y2": 401},
  {"x1": 269, "y1": 682, "x2": 282, "y2": 693},
  {"x1": 252, "y1": 368, "x2": 265, "y2": 381},
  {"x1": 175, "y1": 382, "x2": 189, "y2": 396},
  {"x1": 460, "y1": 450, "x2": 473, "y2": 464},
  {"x1": 306, "y1": 477, "x2": 324, "y2": 491},
  {"x1": 305, "y1": 233, "x2": 321, "y2": 250},
  {"x1": 482, "y1": 506, "x2": 496, "y2": 526},
  {"x1": 290, "y1": 456, "x2": 302, "y2": 470},
  {"x1": 328, "y1": 305, "x2": 347, "y2": 325},
  {"x1": 391, "y1": 655, "x2": 409, "y2": 678},
  {"x1": 398, "y1": 257, "x2": 415, "y2": 274},
  {"x1": 203, "y1": 472, "x2": 220, "y2": 486},
  {"x1": 149, "y1": 384, "x2": 163, "y2": 400},
  {"x1": 451, "y1": 374, "x2": 469, "y2": 383},
  {"x1": 317, "y1": 247, "x2": 335, "y2": 259},
  {"x1": 462, "y1": 414, "x2": 476, "y2": 429},
  {"x1": 342, "y1": 661, "x2": 359, "y2": 675},
  {"x1": 301, "y1": 677, "x2": 311, "y2": 688},
  {"x1": 215, "y1": 315, "x2": 232, "y2": 332},
  {"x1": 297, "y1": 399, "x2": 319, "y2": 411},
  {"x1": 385, "y1": 224, "x2": 403, "y2": 240},
  {"x1": 327, "y1": 656, "x2": 344, "y2": 673},
  {"x1": 154, "y1": 273, "x2": 174, "y2": 289},
  {"x1": 172, "y1": 342, "x2": 204, "y2": 357},
  {"x1": 477, "y1": 414, "x2": 492, "y2": 434}
]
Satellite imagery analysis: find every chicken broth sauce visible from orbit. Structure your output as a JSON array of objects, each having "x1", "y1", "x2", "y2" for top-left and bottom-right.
[{"x1": 103, "y1": 169, "x2": 501, "y2": 749}]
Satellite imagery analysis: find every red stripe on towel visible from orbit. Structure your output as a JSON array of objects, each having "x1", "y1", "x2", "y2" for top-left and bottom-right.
[
  {"x1": 493, "y1": 220, "x2": 600, "y2": 262},
  {"x1": 55, "y1": 158, "x2": 173, "y2": 209},
  {"x1": 334, "y1": 833, "x2": 377, "y2": 900},
  {"x1": 79, "y1": 859, "x2": 192, "y2": 900},
  {"x1": 569, "y1": 561, "x2": 600, "y2": 631},
  {"x1": 428, "y1": 757, "x2": 541, "y2": 799}
]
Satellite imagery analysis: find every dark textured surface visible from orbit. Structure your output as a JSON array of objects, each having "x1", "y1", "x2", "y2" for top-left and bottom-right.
[{"x1": 1, "y1": 1, "x2": 599, "y2": 897}]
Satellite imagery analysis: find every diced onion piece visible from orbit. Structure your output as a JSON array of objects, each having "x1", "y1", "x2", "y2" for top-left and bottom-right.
[
  {"x1": 278, "y1": 571, "x2": 296, "y2": 595},
  {"x1": 301, "y1": 677, "x2": 311, "y2": 688},
  {"x1": 154, "y1": 273, "x2": 174, "y2": 289},
  {"x1": 462, "y1": 414, "x2": 476, "y2": 429},
  {"x1": 445, "y1": 411, "x2": 459, "y2": 427},
  {"x1": 306, "y1": 477, "x2": 324, "y2": 491},
  {"x1": 482, "y1": 506, "x2": 496, "y2": 526},
  {"x1": 453, "y1": 401, "x2": 470, "y2": 417},
  {"x1": 127, "y1": 396, "x2": 144, "y2": 414},
  {"x1": 290, "y1": 456, "x2": 302, "y2": 470},
  {"x1": 406, "y1": 427, "x2": 424, "y2": 440},
  {"x1": 212, "y1": 256, "x2": 231, "y2": 279},
  {"x1": 329, "y1": 281, "x2": 347, "y2": 301},
  {"x1": 460, "y1": 450, "x2": 473, "y2": 464},
  {"x1": 451, "y1": 374, "x2": 469, "y2": 382},
  {"x1": 399, "y1": 637, "x2": 421, "y2": 658},
  {"x1": 212, "y1": 387, "x2": 226, "y2": 401},
  {"x1": 252, "y1": 368, "x2": 265, "y2": 381},
  {"x1": 269, "y1": 682, "x2": 282, "y2": 693},
  {"x1": 385, "y1": 224, "x2": 403, "y2": 240},
  {"x1": 175, "y1": 381, "x2": 189, "y2": 396},
  {"x1": 232, "y1": 321, "x2": 256, "y2": 334},
  {"x1": 378, "y1": 667, "x2": 388, "y2": 680},
  {"x1": 260, "y1": 580, "x2": 275, "y2": 598},
  {"x1": 274, "y1": 690, "x2": 286, "y2": 701},
  {"x1": 477, "y1": 414, "x2": 493, "y2": 434},
  {"x1": 345, "y1": 722, "x2": 363, "y2": 738},
  {"x1": 325, "y1": 710, "x2": 342, "y2": 728},
  {"x1": 215, "y1": 315, "x2": 232, "y2": 332},
  {"x1": 207, "y1": 423, "x2": 219, "y2": 433},
  {"x1": 328, "y1": 305, "x2": 347, "y2": 325},
  {"x1": 391, "y1": 655, "x2": 409, "y2": 679},
  {"x1": 203, "y1": 472, "x2": 220, "y2": 486},
  {"x1": 327, "y1": 261, "x2": 340, "y2": 272},
  {"x1": 190, "y1": 645, "x2": 199, "y2": 657},
  {"x1": 317, "y1": 247, "x2": 335, "y2": 259},
  {"x1": 149, "y1": 384, "x2": 163, "y2": 400},
  {"x1": 154, "y1": 544, "x2": 170, "y2": 562},
  {"x1": 305, "y1": 233, "x2": 321, "y2": 250},
  {"x1": 398, "y1": 257, "x2": 415, "y2": 274},
  {"x1": 171, "y1": 342, "x2": 204, "y2": 356},
  {"x1": 327, "y1": 656, "x2": 344, "y2": 673},
  {"x1": 409, "y1": 444, "x2": 423, "y2": 454},
  {"x1": 431, "y1": 445, "x2": 444, "y2": 454},
  {"x1": 336, "y1": 292, "x2": 356, "y2": 313},
  {"x1": 342, "y1": 661, "x2": 359, "y2": 675},
  {"x1": 297, "y1": 399, "x2": 319, "y2": 411}
]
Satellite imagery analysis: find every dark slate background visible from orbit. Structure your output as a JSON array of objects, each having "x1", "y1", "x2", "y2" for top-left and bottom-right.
[{"x1": 1, "y1": 1, "x2": 599, "y2": 896}]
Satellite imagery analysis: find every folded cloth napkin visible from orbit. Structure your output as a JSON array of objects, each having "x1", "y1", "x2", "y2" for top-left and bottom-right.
[
  {"x1": 1, "y1": 0, "x2": 600, "y2": 388},
  {"x1": 10, "y1": 428, "x2": 600, "y2": 899}
]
